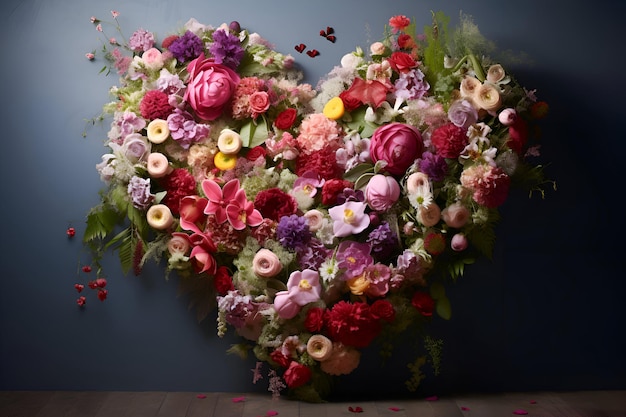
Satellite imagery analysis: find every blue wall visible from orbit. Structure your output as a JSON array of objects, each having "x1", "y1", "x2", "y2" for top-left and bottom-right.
[{"x1": 1, "y1": 0, "x2": 624, "y2": 398}]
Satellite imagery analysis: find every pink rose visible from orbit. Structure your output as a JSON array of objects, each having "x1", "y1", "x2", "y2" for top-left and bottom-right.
[
  {"x1": 167, "y1": 232, "x2": 191, "y2": 255},
  {"x1": 365, "y1": 174, "x2": 400, "y2": 212},
  {"x1": 441, "y1": 202, "x2": 470, "y2": 228},
  {"x1": 252, "y1": 248, "x2": 282, "y2": 278},
  {"x1": 417, "y1": 203, "x2": 441, "y2": 227},
  {"x1": 184, "y1": 56, "x2": 240, "y2": 121},
  {"x1": 451, "y1": 233, "x2": 468, "y2": 251},
  {"x1": 369, "y1": 122, "x2": 423, "y2": 176},
  {"x1": 248, "y1": 91, "x2": 270, "y2": 118}
]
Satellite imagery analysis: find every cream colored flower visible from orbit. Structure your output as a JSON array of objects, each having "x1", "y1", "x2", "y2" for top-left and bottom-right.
[
  {"x1": 146, "y1": 204, "x2": 174, "y2": 230},
  {"x1": 217, "y1": 129, "x2": 242, "y2": 154},
  {"x1": 417, "y1": 202, "x2": 441, "y2": 227},
  {"x1": 146, "y1": 119, "x2": 170, "y2": 144},
  {"x1": 475, "y1": 83, "x2": 502, "y2": 112},
  {"x1": 306, "y1": 334, "x2": 333, "y2": 361},
  {"x1": 486, "y1": 64, "x2": 506, "y2": 83},
  {"x1": 459, "y1": 76, "x2": 481, "y2": 99},
  {"x1": 147, "y1": 152, "x2": 172, "y2": 178}
]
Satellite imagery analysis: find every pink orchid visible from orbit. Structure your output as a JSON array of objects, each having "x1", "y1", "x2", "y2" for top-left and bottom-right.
[
  {"x1": 328, "y1": 201, "x2": 370, "y2": 237},
  {"x1": 202, "y1": 179, "x2": 240, "y2": 224},
  {"x1": 188, "y1": 233, "x2": 217, "y2": 275},
  {"x1": 225, "y1": 188, "x2": 263, "y2": 230},
  {"x1": 179, "y1": 195, "x2": 208, "y2": 234},
  {"x1": 274, "y1": 269, "x2": 321, "y2": 319}
]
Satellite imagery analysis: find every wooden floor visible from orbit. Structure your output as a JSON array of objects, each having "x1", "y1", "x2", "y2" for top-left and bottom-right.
[{"x1": 1, "y1": 390, "x2": 624, "y2": 417}]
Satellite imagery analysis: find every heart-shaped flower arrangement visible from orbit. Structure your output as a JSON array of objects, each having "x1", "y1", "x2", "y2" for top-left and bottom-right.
[{"x1": 77, "y1": 10, "x2": 553, "y2": 402}]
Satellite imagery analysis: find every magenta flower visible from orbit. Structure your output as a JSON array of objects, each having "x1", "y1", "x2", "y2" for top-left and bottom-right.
[
  {"x1": 226, "y1": 188, "x2": 264, "y2": 230},
  {"x1": 328, "y1": 201, "x2": 370, "y2": 237},
  {"x1": 273, "y1": 269, "x2": 322, "y2": 319},
  {"x1": 293, "y1": 170, "x2": 325, "y2": 197},
  {"x1": 202, "y1": 178, "x2": 240, "y2": 223},
  {"x1": 179, "y1": 195, "x2": 208, "y2": 234},
  {"x1": 335, "y1": 240, "x2": 373, "y2": 280}
]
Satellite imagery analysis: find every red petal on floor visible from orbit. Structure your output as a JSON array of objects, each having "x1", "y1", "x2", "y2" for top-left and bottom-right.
[
  {"x1": 232, "y1": 396, "x2": 246, "y2": 403},
  {"x1": 513, "y1": 409, "x2": 529, "y2": 415}
]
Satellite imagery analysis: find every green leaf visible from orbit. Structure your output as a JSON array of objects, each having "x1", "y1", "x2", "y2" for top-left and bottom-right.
[
  {"x1": 83, "y1": 206, "x2": 122, "y2": 242},
  {"x1": 429, "y1": 282, "x2": 446, "y2": 300},
  {"x1": 343, "y1": 163, "x2": 374, "y2": 182},
  {"x1": 436, "y1": 296, "x2": 452, "y2": 320},
  {"x1": 240, "y1": 119, "x2": 269, "y2": 148}
]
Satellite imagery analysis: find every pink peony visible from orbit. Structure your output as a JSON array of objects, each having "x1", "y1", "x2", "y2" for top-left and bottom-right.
[
  {"x1": 184, "y1": 56, "x2": 240, "y2": 121},
  {"x1": 369, "y1": 122, "x2": 423, "y2": 176},
  {"x1": 365, "y1": 174, "x2": 401, "y2": 212}
]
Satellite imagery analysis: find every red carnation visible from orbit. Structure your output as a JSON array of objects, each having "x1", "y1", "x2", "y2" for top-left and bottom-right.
[
  {"x1": 325, "y1": 301, "x2": 381, "y2": 348},
  {"x1": 430, "y1": 123, "x2": 468, "y2": 159},
  {"x1": 411, "y1": 291, "x2": 435, "y2": 317},
  {"x1": 296, "y1": 145, "x2": 342, "y2": 181},
  {"x1": 159, "y1": 168, "x2": 197, "y2": 216},
  {"x1": 321, "y1": 179, "x2": 353, "y2": 206},
  {"x1": 140, "y1": 90, "x2": 174, "y2": 121},
  {"x1": 161, "y1": 34, "x2": 179, "y2": 49},
  {"x1": 507, "y1": 118, "x2": 528, "y2": 155},
  {"x1": 270, "y1": 350, "x2": 291, "y2": 368},
  {"x1": 253, "y1": 188, "x2": 298, "y2": 221},
  {"x1": 213, "y1": 266, "x2": 234, "y2": 295}
]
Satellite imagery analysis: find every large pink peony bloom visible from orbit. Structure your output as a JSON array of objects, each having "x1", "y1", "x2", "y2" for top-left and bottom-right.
[{"x1": 369, "y1": 122, "x2": 423, "y2": 175}]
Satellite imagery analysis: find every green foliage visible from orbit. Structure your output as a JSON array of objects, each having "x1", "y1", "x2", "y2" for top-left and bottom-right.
[
  {"x1": 83, "y1": 205, "x2": 123, "y2": 242},
  {"x1": 424, "y1": 336, "x2": 444, "y2": 376},
  {"x1": 421, "y1": 11, "x2": 451, "y2": 90}
]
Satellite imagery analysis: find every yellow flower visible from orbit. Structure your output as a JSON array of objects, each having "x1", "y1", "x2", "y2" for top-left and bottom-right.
[
  {"x1": 323, "y1": 96, "x2": 345, "y2": 120},
  {"x1": 214, "y1": 151, "x2": 237, "y2": 170},
  {"x1": 347, "y1": 275, "x2": 370, "y2": 296}
]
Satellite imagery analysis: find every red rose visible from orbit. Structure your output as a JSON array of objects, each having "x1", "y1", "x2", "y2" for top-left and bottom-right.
[
  {"x1": 369, "y1": 122, "x2": 423, "y2": 176},
  {"x1": 411, "y1": 291, "x2": 435, "y2": 317},
  {"x1": 274, "y1": 108, "x2": 298, "y2": 130},
  {"x1": 397, "y1": 34, "x2": 416, "y2": 50},
  {"x1": 339, "y1": 89, "x2": 363, "y2": 112},
  {"x1": 283, "y1": 361, "x2": 312, "y2": 389},
  {"x1": 184, "y1": 56, "x2": 240, "y2": 121},
  {"x1": 213, "y1": 266, "x2": 234, "y2": 295},
  {"x1": 340, "y1": 77, "x2": 388, "y2": 109},
  {"x1": 304, "y1": 307, "x2": 325, "y2": 332},
  {"x1": 387, "y1": 51, "x2": 417, "y2": 73},
  {"x1": 253, "y1": 188, "x2": 298, "y2": 221},
  {"x1": 370, "y1": 299, "x2": 396, "y2": 323},
  {"x1": 430, "y1": 123, "x2": 468, "y2": 159},
  {"x1": 246, "y1": 146, "x2": 266, "y2": 162},
  {"x1": 270, "y1": 350, "x2": 291, "y2": 368}
]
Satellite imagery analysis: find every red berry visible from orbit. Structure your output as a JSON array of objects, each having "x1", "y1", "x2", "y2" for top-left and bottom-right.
[
  {"x1": 66, "y1": 227, "x2": 76, "y2": 237},
  {"x1": 82, "y1": 265, "x2": 92, "y2": 273},
  {"x1": 97, "y1": 289, "x2": 108, "y2": 301},
  {"x1": 95, "y1": 278, "x2": 107, "y2": 288},
  {"x1": 74, "y1": 284, "x2": 84, "y2": 293},
  {"x1": 76, "y1": 296, "x2": 86, "y2": 307}
]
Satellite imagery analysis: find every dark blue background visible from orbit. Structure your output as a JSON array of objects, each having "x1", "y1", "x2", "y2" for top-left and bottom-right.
[{"x1": 1, "y1": 0, "x2": 624, "y2": 398}]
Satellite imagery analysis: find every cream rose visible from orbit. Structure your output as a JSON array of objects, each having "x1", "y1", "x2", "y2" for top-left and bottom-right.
[
  {"x1": 217, "y1": 129, "x2": 242, "y2": 154},
  {"x1": 303, "y1": 209, "x2": 324, "y2": 232},
  {"x1": 147, "y1": 204, "x2": 174, "y2": 230},
  {"x1": 146, "y1": 119, "x2": 170, "y2": 144},
  {"x1": 370, "y1": 42, "x2": 386, "y2": 56},
  {"x1": 320, "y1": 343, "x2": 361, "y2": 376},
  {"x1": 486, "y1": 64, "x2": 506, "y2": 84},
  {"x1": 475, "y1": 83, "x2": 502, "y2": 112},
  {"x1": 459, "y1": 76, "x2": 481, "y2": 99},
  {"x1": 417, "y1": 203, "x2": 441, "y2": 227},
  {"x1": 306, "y1": 334, "x2": 333, "y2": 361},
  {"x1": 147, "y1": 152, "x2": 172, "y2": 178},
  {"x1": 441, "y1": 202, "x2": 471, "y2": 228},
  {"x1": 167, "y1": 233, "x2": 191, "y2": 255},
  {"x1": 252, "y1": 248, "x2": 282, "y2": 278}
]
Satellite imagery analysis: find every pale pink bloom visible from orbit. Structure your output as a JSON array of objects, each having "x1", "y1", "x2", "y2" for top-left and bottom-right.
[
  {"x1": 96, "y1": 23, "x2": 102, "y2": 32},
  {"x1": 179, "y1": 195, "x2": 208, "y2": 234},
  {"x1": 328, "y1": 201, "x2": 370, "y2": 237},
  {"x1": 274, "y1": 269, "x2": 322, "y2": 319},
  {"x1": 110, "y1": 10, "x2": 119, "y2": 18},
  {"x1": 85, "y1": 52, "x2": 95, "y2": 61}
]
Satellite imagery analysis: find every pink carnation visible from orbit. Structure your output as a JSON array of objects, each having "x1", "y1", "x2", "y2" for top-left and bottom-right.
[
  {"x1": 296, "y1": 113, "x2": 342, "y2": 155},
  {"x1": 460, "y1": 164, "x2": 511, "y2": 208}
]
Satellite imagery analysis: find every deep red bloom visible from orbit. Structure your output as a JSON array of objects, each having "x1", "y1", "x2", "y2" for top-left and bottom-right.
[
  {"x1": 430, "y1": 123, "x2": 468, "y2": 159},
  {"x1": 66, "y1": 227, "x2": 76, "y2": 237},
  {"x1": 397, "y1": 34, "x2": 416, "y2": 50},
  {"x1": 253, "y1": 188, "x2": 298, "y2": 222},
  {"x1": 213, "y1": 266, "x2": 234, "y2": 295},
  {"x1": 270, "y1": 349, "x2": 291, "y2": 368},
  {"x1": 507, "y1": 118, "x2": 528, "y2": 155},
  {"x1": 325, "y1": 301, "x2": 381, "y2": 348},
  {"x1": 339, "y1": 90, "x2": 362, "y2": 112},
  {"x1": 411, "y1": 291, "x2": 435, "y2": 317},
  {"x1": 76, "y1": 296, "x2": 86, "y2": 307},
  {"x1": 321, "y1": 179, "x2": 353, "y2": 206},
  {"x1": 246, "y1": 146, "x2": 266, "y2": 162},
  {"x1": 304, "y1": 307, "x2": 325, "y2": 332},
  {"x1": 81, "y1": 265, "x2": 92, "y2": 273},
  {"x1": 283, "y1": 361, "x2": 312, "y2": 389},
  {"x1": 160, "y1": 168, "x2": 197, "y2": 216},
  {"x1": 161, "y1": 34, "x2": 179, "y2": 49},
  {"x1": 274, "y1": 108, "x2": 298, "y2": 130},
  {"x1": 296, "y1": 145, "x2": 343, "y2": 181},
  {"x1": 97, "y1": 289, "x2": 108, "y2": 301},
  {"x1": 387, "y1": 51, "x2": 417, "y2": 73},
  {"x1": 140, "y1": 90, "x2": 174, "y2": 121},
  {"x1": 74, "y1": 284, "x2": 84, "y2": 293},
  {"x1": 370, "y1": 299, "x2": 396, "y2": 323}
]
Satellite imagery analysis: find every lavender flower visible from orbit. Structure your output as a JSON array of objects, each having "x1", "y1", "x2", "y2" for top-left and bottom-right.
[
  {"x1": 166, "y1": 108, "x2": 210, "y2": 149},
  {"x1": 418, "y1": 151, "x2": 448, "y2": 182},
  {"x1": 296, "y1": 237, "x2": 332, "y2": 270},
  {"x1": 209, "y1": 29, "x2": 245, "y2": 69},
  {"x1": 335, "y1": 240, "x2": 373, "y2": 280},
  {"x1": 128, "y1": 28, "x2": 155, "y2": 52},
  {"x1": 393, "y1": 68, "x2": 430, "y2": 101},
  {"x1": 276, "y1": 215, "x2": 312, "y2": 250},
  {"x1": 448, "y1": 99, "x2": 478, "y2": 130},
  {"x1": 168, "y1": 31, "x2": 204, "y2": 62},
  {"x1": 127, "y1": 176, "x2": 154, "y2": 209}
]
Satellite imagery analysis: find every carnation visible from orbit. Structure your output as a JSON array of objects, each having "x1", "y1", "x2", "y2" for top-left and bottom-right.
[
  {"x1": 296, "y1": 113, "x2": 342, "y2": 155},
  {"x1": 296, "y1": 145, "x2": 343, "y2": 180},
  {"x1": 140, "y1": 90, "x2": 174, "y2": 121},
  {"x1": 430, "y1": 123, "x2": 468, "y2": 159},
  {"x1": 325, "y1": 301, "x2": 382, "y2": 348},
  {"x1": 460, "y1": 164, "x2": 511, "y2": 208},
  {"x1": 276, "y1": 215, "x2": 312, "y2": 250},
  {"x1": 159, "y1": 168, "x2": 197, "y2": 215},
  {"x1": 168, "y1": 30, "x2": 204, "y2": 62},
  {"x1": 253, "y1": 188, "x2": 298, "y2": 222}
]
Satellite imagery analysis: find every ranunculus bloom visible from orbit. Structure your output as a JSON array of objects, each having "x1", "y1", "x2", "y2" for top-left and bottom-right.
[
  {"x1": 459, "y1": 76, "x2": 481, "y2": 99},
  {"x1": 486, "y1": 64, "x2": 506, "y2": 83},
  {"x1": 306, "y1": 334, "x2": 333, "y2": 361},
  {"x1": 320, "y1": 343, "x2": 361, "y2": 376},
  {"x1": 411, "y1": 291, "x2": 435, "y2": 317},
  {"x1": 167, "y1": 232, "x2": 192, "y2": 255},
  {"x1": 146, "y1": 204, "x2": 174, "y2": 230},
  {"x1": 475, "y1": 83, "x2": 502, "y2": 112},
  {"x1": 365, "y1": 174, "x2": 401, "y2": 212},
  {"x1": 283, "y1": 361, "x2": 312, "y2": 389},
  {"x1": 217, "y1": 128, "x2": 242, "y2": 154},
  {"x1": 303, "y1": 209, "x2": 324, "y2": 232},
  {"x1": 147, "y1": 152, "x2": 172, "y2": 178},
  {"x1": 184, "y1": 55, "x2": 240, "y2": 121},
  {"x1": 369, "y1": 122, "x2": 423, "y2": 176},
  {"x1": 441, "y1": 202, "x2": 470, "y2": 228},
  {"x1": 146, "y1": 118, "x2": 170, "y2": 143},
  {"x1": 417, "y1": 203, "x2": 441, "y2": 227},
  {"x1": 252, "y1": 248, "x2": 282, "y2": 278}
]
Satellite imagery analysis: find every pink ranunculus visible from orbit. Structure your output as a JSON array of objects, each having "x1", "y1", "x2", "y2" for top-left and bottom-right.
[
  {"x1": 184, "y1": 55, "x2": 240, "y2": 121},
  {"x1": 167, "y1": 232, "x2": 192, "y2": 256},
  {"x1": 252, "y1": 248, "x2": 282, "y2": 278},
  {"x1": 417, "y1": 202, "x2": 441, "y2": 227},
  {"x1": 441, "y1": 202, "x2": 470, "y2": 228},
  {"x1": 365, "y1": 174, "x2": 401, "y2": 212},
  {"x1": 369, "y1": 122, "x2": 423, "y2": 176}
]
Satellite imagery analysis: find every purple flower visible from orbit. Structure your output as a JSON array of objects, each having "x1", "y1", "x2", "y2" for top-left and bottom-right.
[
  {"x1": 296, "y1": 237, "x2": 331, "y2": 270},
  {"x1": 127, "y1": 176, "x2": 154, "y2": 209},
  {"x1": 418, "y1": 151, "x2": 448, "y2": 182},
  {"x1": 276, "y1": 215, "x2": 312, "y2": 250},
  {"x1": 393, "y1": 68, "x2": 430, "y2": 101},
  {"x1": 168, "y1": 31, "x2": 204, "y2": 62},
  {"x1": 335, "y1": 240, "x2": 373, "y2": 280},
  {"x1": 209, "y1": 29, "x2": 245, "y2": 69},
  {"x1": 448, "y1": 99, "x2": 478, "y2": 130},
  {"x1": 336, "y1": 188, "x2": 364, "y2": 205},
  {"x1": 366, "y1": 222, "x2": 399, "y2": 261},
  {"x1": 128, "y1": 28, "x2": 155, "y2": 52},
  {"x1": 166, "y1": 108, "x2": 210, "y2": 149},
  {"x1": 217, "y1": 290, "x2": 255, "y2": 328},
  {"x1": 328, "y1": 201, "x2": 370, "y2": 237}
]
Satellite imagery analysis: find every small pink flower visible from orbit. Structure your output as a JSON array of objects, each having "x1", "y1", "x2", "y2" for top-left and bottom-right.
[
  {"x1": 365, "y1": 174, "x2": 400, "y2": 212},
  {"x1": 274, "y1": 269, "x2": 322, "y2": 319},
  {"x1": 85, "y1": 52, "x2": 95, "y2": 61},
  {"x1": 202, "y1": 179, "x2": 240, "y2": 224},
  {"x1": 109, "y1": 38, "x2": 118, "y2": 45},
  {"x1": 89, "y1": 16, "x2": 98, "y2": 23},
  {"x1": 96, "y1": 23, "x2": 102, "y2": 32},
  {"x1": 179, "y1": 196, "x2": 208, "y2": 234},
  {"x1": 110, "y1": 10, "x2": 119, "y2": 18},
  {"x1": 329, "y1": 201, "x2": 370, "y2": 237}
]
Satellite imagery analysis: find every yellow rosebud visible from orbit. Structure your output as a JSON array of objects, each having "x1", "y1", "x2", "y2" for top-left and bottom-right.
[
  {"x1": 323, "y1": 96, "x2": 345, "y2": 120},
  {"x1": 213, "y1": 151, "x2": 237, "y2": 171},
  {"x1": 347, "y1": 275, "x2": 370, "y2": 296}
]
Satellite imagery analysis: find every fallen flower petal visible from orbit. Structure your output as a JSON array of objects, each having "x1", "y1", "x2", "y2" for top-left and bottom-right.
[
  {"x1": 82, "y1": 266, "x2": 92, "y2": 273},
  {"x1": 388, "y1": 406, "x2": 402, "y2": 411},
  {"x1": 513, "y1": 410, "x2": 528, "y2": 415},
  {"x1": 461, "y1": 406, "x2": 470, "y2": 411},
  {"x1": 74, "y1": 284, "x2": 84, "y2": 293},
  {"x1": 266, "y1": 411, "x2": 278, "y2": 416},
  {"x1": 232, "y1": 396, "x2": 246, "y2": 403},
  {"x1": 529, "y1": 400, "x2": 537, "y2": 404},
  {"x1": 425, "y1": 396, "x2": 439, "y2": 401},
  {"x1": 348, "y1": 406, "x2": 363, "y2": 413},
  {"x1": 196, "y1": 394, "x2": 207, "y2": 399}
]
